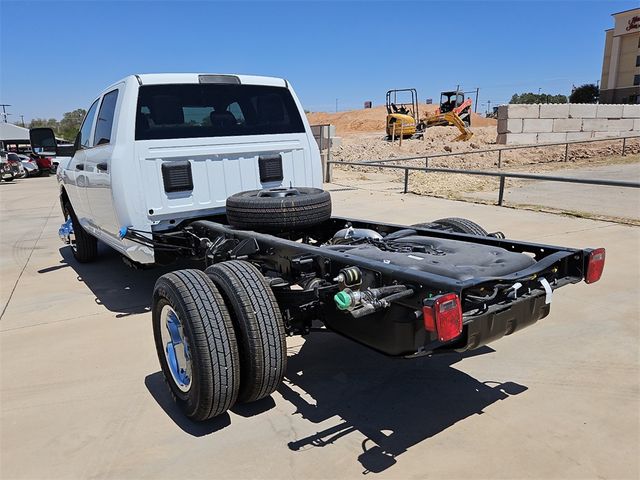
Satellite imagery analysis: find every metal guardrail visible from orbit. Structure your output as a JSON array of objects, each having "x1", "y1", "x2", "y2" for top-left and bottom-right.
[{"x1": 326, "y1": 135, "x2": 640, "y2": 206}]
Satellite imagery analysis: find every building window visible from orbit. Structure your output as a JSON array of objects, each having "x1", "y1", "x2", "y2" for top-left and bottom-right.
[
  {"x1": 637, "y1": 55, "x2": 640, "y2": 67},
  {"x1": 635, "y1": 74, "x2": 640, "y2": 86}
]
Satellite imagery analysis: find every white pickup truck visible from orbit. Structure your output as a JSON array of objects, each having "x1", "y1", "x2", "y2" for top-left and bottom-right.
[
  {"x1": 31, "y1": 73, "x2": 605, "y2": 423},
  {"x1": 32, "y1": 73, "x2": 323, "y2": 265}
]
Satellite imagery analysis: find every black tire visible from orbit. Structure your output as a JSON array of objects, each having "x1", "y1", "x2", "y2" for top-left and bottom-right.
[
  {"x1": 152, "y1": 269, "x2": 240, "y2": 420},
  {"x1": 226, "y1": 187, "x2": 331, "y2": 231},
  {"x1": 427, "y1": 217, "x2": 489, "y2": 236},
  {"x1": 63, "y1": 201, "x2": 98, "y2": 263},
  {"x1": 205, "y1": 260, "x2": 287, "y2": 403}
]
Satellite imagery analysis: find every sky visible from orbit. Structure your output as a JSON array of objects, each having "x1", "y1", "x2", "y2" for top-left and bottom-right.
[{"x1": 1, "y1": 0, "x2": 637, "y2": 123}]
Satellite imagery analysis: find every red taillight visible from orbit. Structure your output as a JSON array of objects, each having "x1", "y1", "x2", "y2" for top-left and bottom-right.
[
  {"x1": 422, "y1": 293, "x2": 463, "y2": 342},
  {"x1": 585, "y1": 248, "x2": 605, "y2": 284}
]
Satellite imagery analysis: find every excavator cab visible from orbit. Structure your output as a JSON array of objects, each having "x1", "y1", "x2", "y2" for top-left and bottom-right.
[
  {"x1": 438, "y1": 90, "x2": 472, "y2": 126},
  {"x1": 385, "y1": 89, "x2": 419, "y2": 138},
  {"x1": 423, "y1": 88, "x2": 474, "y2": 141},
  {"x1": 439, "y1": 91, "x2": 465, "y2": 113}
]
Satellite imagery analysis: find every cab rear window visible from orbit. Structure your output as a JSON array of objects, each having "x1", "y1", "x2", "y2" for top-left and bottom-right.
[{"x1": 135, "y1": 84, "x2": 305, "y2": 140}]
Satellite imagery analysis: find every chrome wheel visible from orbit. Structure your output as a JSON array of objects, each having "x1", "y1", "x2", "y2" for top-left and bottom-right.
[
  {"x1": 160, "y1": 305, "x2": 192, "y2": 393},
  {"x1": 66, "y1": 214, "x2": 77, "y2": 253}
]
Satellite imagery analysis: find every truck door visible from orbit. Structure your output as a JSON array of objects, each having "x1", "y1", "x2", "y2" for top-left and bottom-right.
[
  {"x1": 84, "y1": 87, "x2": 121, "y2": 237},
  {"x1": 66, "y1": 98, "x2": 100, "y2": 222}
]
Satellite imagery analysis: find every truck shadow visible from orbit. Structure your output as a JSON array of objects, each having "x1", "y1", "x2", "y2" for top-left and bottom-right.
[
  {"x1": 144, "y1": 371, "x2": 232, "y2": 436},
  {"x1": 38, "y1": 245, "x2": 200, "y2": 316},
  {"x1": 280, "y1": 331, "x2": 527, "y2": 474}
]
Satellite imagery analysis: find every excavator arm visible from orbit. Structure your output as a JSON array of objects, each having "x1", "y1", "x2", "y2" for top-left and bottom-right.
[{"x1": 443, "y1": 112, "x2": 473, "y2": 141}]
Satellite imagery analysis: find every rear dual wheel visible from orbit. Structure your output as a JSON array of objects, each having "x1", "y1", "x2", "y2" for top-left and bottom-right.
[
  {"x1": 152, "y1": 270, "x2": 240, "y2": 421},
  {"x1": 152, "y1": 262, "x2": 287, "y2": 421},
  {"x1": 205, "y1": 260, "x2": 287, "y2": 403},
  {"x1": 413, "y1": 217, "x2": 489, "y2": 236}
]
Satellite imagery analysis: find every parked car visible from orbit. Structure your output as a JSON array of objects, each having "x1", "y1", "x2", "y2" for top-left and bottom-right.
[
  {"x1": 1, "y1": 151, "x2": 14, "y2": 182},
  {"x1": 6, "y1": 153, "x2": 26, "y2": 178},
  {"x1": 31, "y1": 73, "x2": 606, "y2": 423},
  {"x1": 18, "y1": 154, "x2": 39, "y2": 177},
  {"x1": 30, "y1": 154, "x2": 53, "y2": 175}
]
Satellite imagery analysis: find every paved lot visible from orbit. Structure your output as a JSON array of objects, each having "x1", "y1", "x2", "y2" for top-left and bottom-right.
[
  {"x1": 464, "y1": 163, "x2": 640, "y2": 221},
  {"x1": 1, "y1": 176, "x2": 639, "y2": 479},
  {"x1": 331, "y1": 160, "x2": 640, "y2": 224}
]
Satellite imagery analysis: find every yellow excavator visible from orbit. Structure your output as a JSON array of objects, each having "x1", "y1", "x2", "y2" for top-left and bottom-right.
[
  {"x1": 385, "y1": 89, "x2": 419, "y2": 138},
  {"x1": 428, "y1": 111, "x2": 474, "y2": 141},
  {"x1": 385, "y1": 88, "x2": 473, "y2": 141}
]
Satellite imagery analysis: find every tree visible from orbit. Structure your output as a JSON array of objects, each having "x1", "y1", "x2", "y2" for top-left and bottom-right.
[
  {"x1": 58, "y1": 109, "x2": 86, "y2": 141},
  {"x1": 510, "y1": 92, "x2": 568, "y2": 104},
  {"x1": 27, "y1": 109, "x2": 86, "y2": 141},
  {"x1": 29, "y1": 118, "x2": 58, "y2": 130},
  {"x1": 569, "y1": 84, "x2": 599, "y2": 104}
]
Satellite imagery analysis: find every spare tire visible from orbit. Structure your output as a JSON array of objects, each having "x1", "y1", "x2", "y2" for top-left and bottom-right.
[{"x1": 226, "y1": 187, "x2": 331, "y2": 231}]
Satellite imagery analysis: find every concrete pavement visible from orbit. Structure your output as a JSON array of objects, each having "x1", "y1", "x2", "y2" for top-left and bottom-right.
[
  {"x1": 1, "y1": 176, "x2": 638, "y2": 479},
  {"x1": 464, "y1": 163, "x2": 640, "y2": 221}
]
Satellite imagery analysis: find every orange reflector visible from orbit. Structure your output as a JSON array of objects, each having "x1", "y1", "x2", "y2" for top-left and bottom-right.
[
  {"x1": 422, "y1": 293, "x2": 463, "y2": 342},
  {"x1": 585, "y1": 248, "x2": 605, "y2": 284}
]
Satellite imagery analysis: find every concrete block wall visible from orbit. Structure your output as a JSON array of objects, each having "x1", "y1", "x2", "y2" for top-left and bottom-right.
[{"x1": 496, "y1": 103, "x2": 640, "y2": 145}]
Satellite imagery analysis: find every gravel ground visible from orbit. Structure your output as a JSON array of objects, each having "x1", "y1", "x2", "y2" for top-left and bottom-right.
[{"x1": 330, "y1": 129, "x2": 640, "y2": 198}]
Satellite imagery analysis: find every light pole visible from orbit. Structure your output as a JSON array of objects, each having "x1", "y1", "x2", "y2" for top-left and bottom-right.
[{"x1": 0, "y1": 104, "x2": 11, "y2": 123}]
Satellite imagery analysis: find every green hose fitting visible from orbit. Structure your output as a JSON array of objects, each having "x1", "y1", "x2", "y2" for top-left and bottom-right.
[{"x1": 334, "y1": 290, "x2": 352, "y2": 310}]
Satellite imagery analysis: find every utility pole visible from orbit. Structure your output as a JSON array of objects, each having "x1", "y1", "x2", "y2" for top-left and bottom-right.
[
  {"x1": 0, "y1": 104, "x2": 11, "y2": 123},
  {"x1": 335, "y1": 98, "x2": 338, "y2": 113},
  {"x1": 474, "y1": 87, "x2": 479, "y2": 113}
]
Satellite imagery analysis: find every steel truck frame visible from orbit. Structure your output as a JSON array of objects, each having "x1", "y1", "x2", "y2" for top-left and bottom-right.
[{"x1": 144, "y1": 214, "x2": 602, "y2": 358}]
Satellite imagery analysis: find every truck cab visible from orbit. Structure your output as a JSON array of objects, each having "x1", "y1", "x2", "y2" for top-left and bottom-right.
[{"x1": 32, "y1": 73, "x2": 323, "y2": 264}]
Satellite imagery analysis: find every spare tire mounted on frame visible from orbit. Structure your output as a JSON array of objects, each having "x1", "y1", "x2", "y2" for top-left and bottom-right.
[{"x1": 226, "y1": 187, "x2": 331, "y2": 231}]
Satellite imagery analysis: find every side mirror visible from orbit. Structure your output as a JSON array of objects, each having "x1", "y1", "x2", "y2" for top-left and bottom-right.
[
  {"x1": 29, "y1": 127, "x2": 58, "y2": 156},
  {"x1": 56, "y1": 134, "x2": 79, "y2": 157}
]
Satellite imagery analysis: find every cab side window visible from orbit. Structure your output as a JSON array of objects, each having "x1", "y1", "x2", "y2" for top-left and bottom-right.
[
  {"x1": 78, "y1": 100, "x2": 99, "y2": 148},
  {"x1": 94, "y1": 90, "x2": 119, "y2": 146}
]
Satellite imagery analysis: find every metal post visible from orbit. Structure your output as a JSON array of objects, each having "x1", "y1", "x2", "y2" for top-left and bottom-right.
[
  {"x1": 326, "y1": 126, "x2": 333, "y2": 183},
  {"x1": 622, "y1": 137, "x2": 627, "y2": 156},
  {"x1": 497, "y1": 149, "x2": 502, "y2": 169},
  {"x1": 564, "y1": 142, "x2": 569, "y2": 162},
  {"x1": 399, "y1": 124, "x2": 403, "y2": 147},
  {"x1": 404, "y1": 168, "x2": 409, "y2": 193},
  {"x1": 392, "y1": 123, "x2": 396, "y2": 143},
  {"x1": 498, "y1": 176, "x2": 505, "y2": 206},
  {"x1": 474, "y1": 87, "x2": 479, "y2": 113}
]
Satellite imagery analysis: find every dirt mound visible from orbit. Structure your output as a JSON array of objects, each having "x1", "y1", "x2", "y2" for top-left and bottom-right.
[{"x1": 307, "y1": 105, "x2": 496, "y2": 135}]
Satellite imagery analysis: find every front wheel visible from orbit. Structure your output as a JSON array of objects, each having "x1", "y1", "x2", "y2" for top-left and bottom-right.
[
  {"x1": 152, "y1": 269, "x2": 240, "y2": 420},
  {"x1": 63, "y1": 201, "x2": 98, "y2": 262}
]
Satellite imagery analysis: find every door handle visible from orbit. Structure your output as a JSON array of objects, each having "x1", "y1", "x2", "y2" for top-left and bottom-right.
[
  {"x1": 75, "y1": 163, "x2": 84, "y2": 171},
  {"x1": 96, "y1": 162, "x2": 108, "y2": 172}
]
